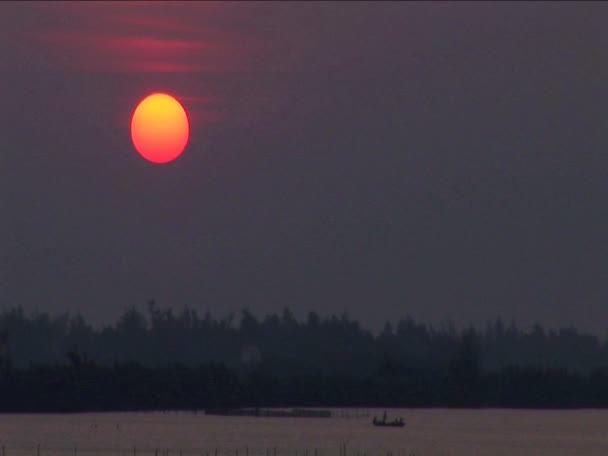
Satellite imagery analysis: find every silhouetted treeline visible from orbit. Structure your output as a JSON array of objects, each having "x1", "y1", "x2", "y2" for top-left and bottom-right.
[
  {"x1": 1, "y1": 303, "x2": 607, "y2": 374},
  {"x1": 1, "y1": 303, "x2": 608, "y2": 411},
  {"x1": 1, "y1": 349, "x2": 608, "y2": 412}
]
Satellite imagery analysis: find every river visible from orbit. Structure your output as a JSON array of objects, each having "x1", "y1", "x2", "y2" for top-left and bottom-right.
[{"x1": 1, "y1": 409, "x2": 607, "y2": 456}]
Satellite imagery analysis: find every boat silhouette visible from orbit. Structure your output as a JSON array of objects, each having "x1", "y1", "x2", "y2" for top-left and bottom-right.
[{"x1": 372, "y1": 411, "x2": 405, "y2": 427}]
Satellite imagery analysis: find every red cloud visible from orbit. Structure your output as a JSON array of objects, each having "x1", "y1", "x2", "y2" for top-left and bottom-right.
[{"x1": 19, "y1": 3, "x2": 257, "y2": 75}]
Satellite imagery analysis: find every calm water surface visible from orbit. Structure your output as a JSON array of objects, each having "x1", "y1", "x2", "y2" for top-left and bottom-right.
[{"x1": 1, "y1": 409, "x2": 607, "y2": 456}]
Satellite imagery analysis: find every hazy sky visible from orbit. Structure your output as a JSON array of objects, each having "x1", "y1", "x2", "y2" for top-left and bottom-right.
[{"x1": 2, "y1": 2, "x2": 608, "y2": 334}]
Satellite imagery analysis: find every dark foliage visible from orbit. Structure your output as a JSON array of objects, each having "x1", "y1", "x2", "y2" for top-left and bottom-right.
[
  {"x1": 1, "y1": 358, "x2": 607, "y2": 412},
  {"x1": 1, "y1": 304, "x2": 607, "y2": 411}
]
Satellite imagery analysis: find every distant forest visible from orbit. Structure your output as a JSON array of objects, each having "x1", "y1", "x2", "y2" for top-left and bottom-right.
[{"x1": 1, "y1": 302, "x2": 608, "y2": 411}]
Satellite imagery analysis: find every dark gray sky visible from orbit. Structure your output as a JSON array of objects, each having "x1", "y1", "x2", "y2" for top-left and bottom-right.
[{"x1": 2, "y1": 2, "x2": 608, "y2": 334}]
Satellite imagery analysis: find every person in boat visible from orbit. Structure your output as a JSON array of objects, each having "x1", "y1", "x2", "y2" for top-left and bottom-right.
[
  {"x1": 372, "y1": 411, "x2": 388, "y2": 425},
  {"x1": 372, "y1": 411, "x2": 405, "y2": 426}
]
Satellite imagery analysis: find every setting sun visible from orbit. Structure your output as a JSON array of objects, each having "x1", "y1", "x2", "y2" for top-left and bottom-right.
[{"x1": 131, "y1": 93, "x2": 189, "y2": 164}]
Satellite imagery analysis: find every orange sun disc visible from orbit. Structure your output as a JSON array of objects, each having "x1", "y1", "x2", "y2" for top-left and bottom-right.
[{"x1": 131, "y1": 93, "x2": 190, "y2": 164}]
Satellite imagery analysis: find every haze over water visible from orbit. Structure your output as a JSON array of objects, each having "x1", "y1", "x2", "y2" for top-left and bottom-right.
[{"x1": 2, "y1": 409, "x2": 607, "y2": 456}]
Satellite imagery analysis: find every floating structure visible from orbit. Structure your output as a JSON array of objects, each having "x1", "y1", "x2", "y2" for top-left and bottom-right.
[{"x1": 205, "y1": 408, "x2": 332, "y2": 418}]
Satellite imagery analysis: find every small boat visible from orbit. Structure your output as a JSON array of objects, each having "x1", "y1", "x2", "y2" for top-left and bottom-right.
[{"x1": 372, "y1": 411, "x2": 405, "y2": 427}]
